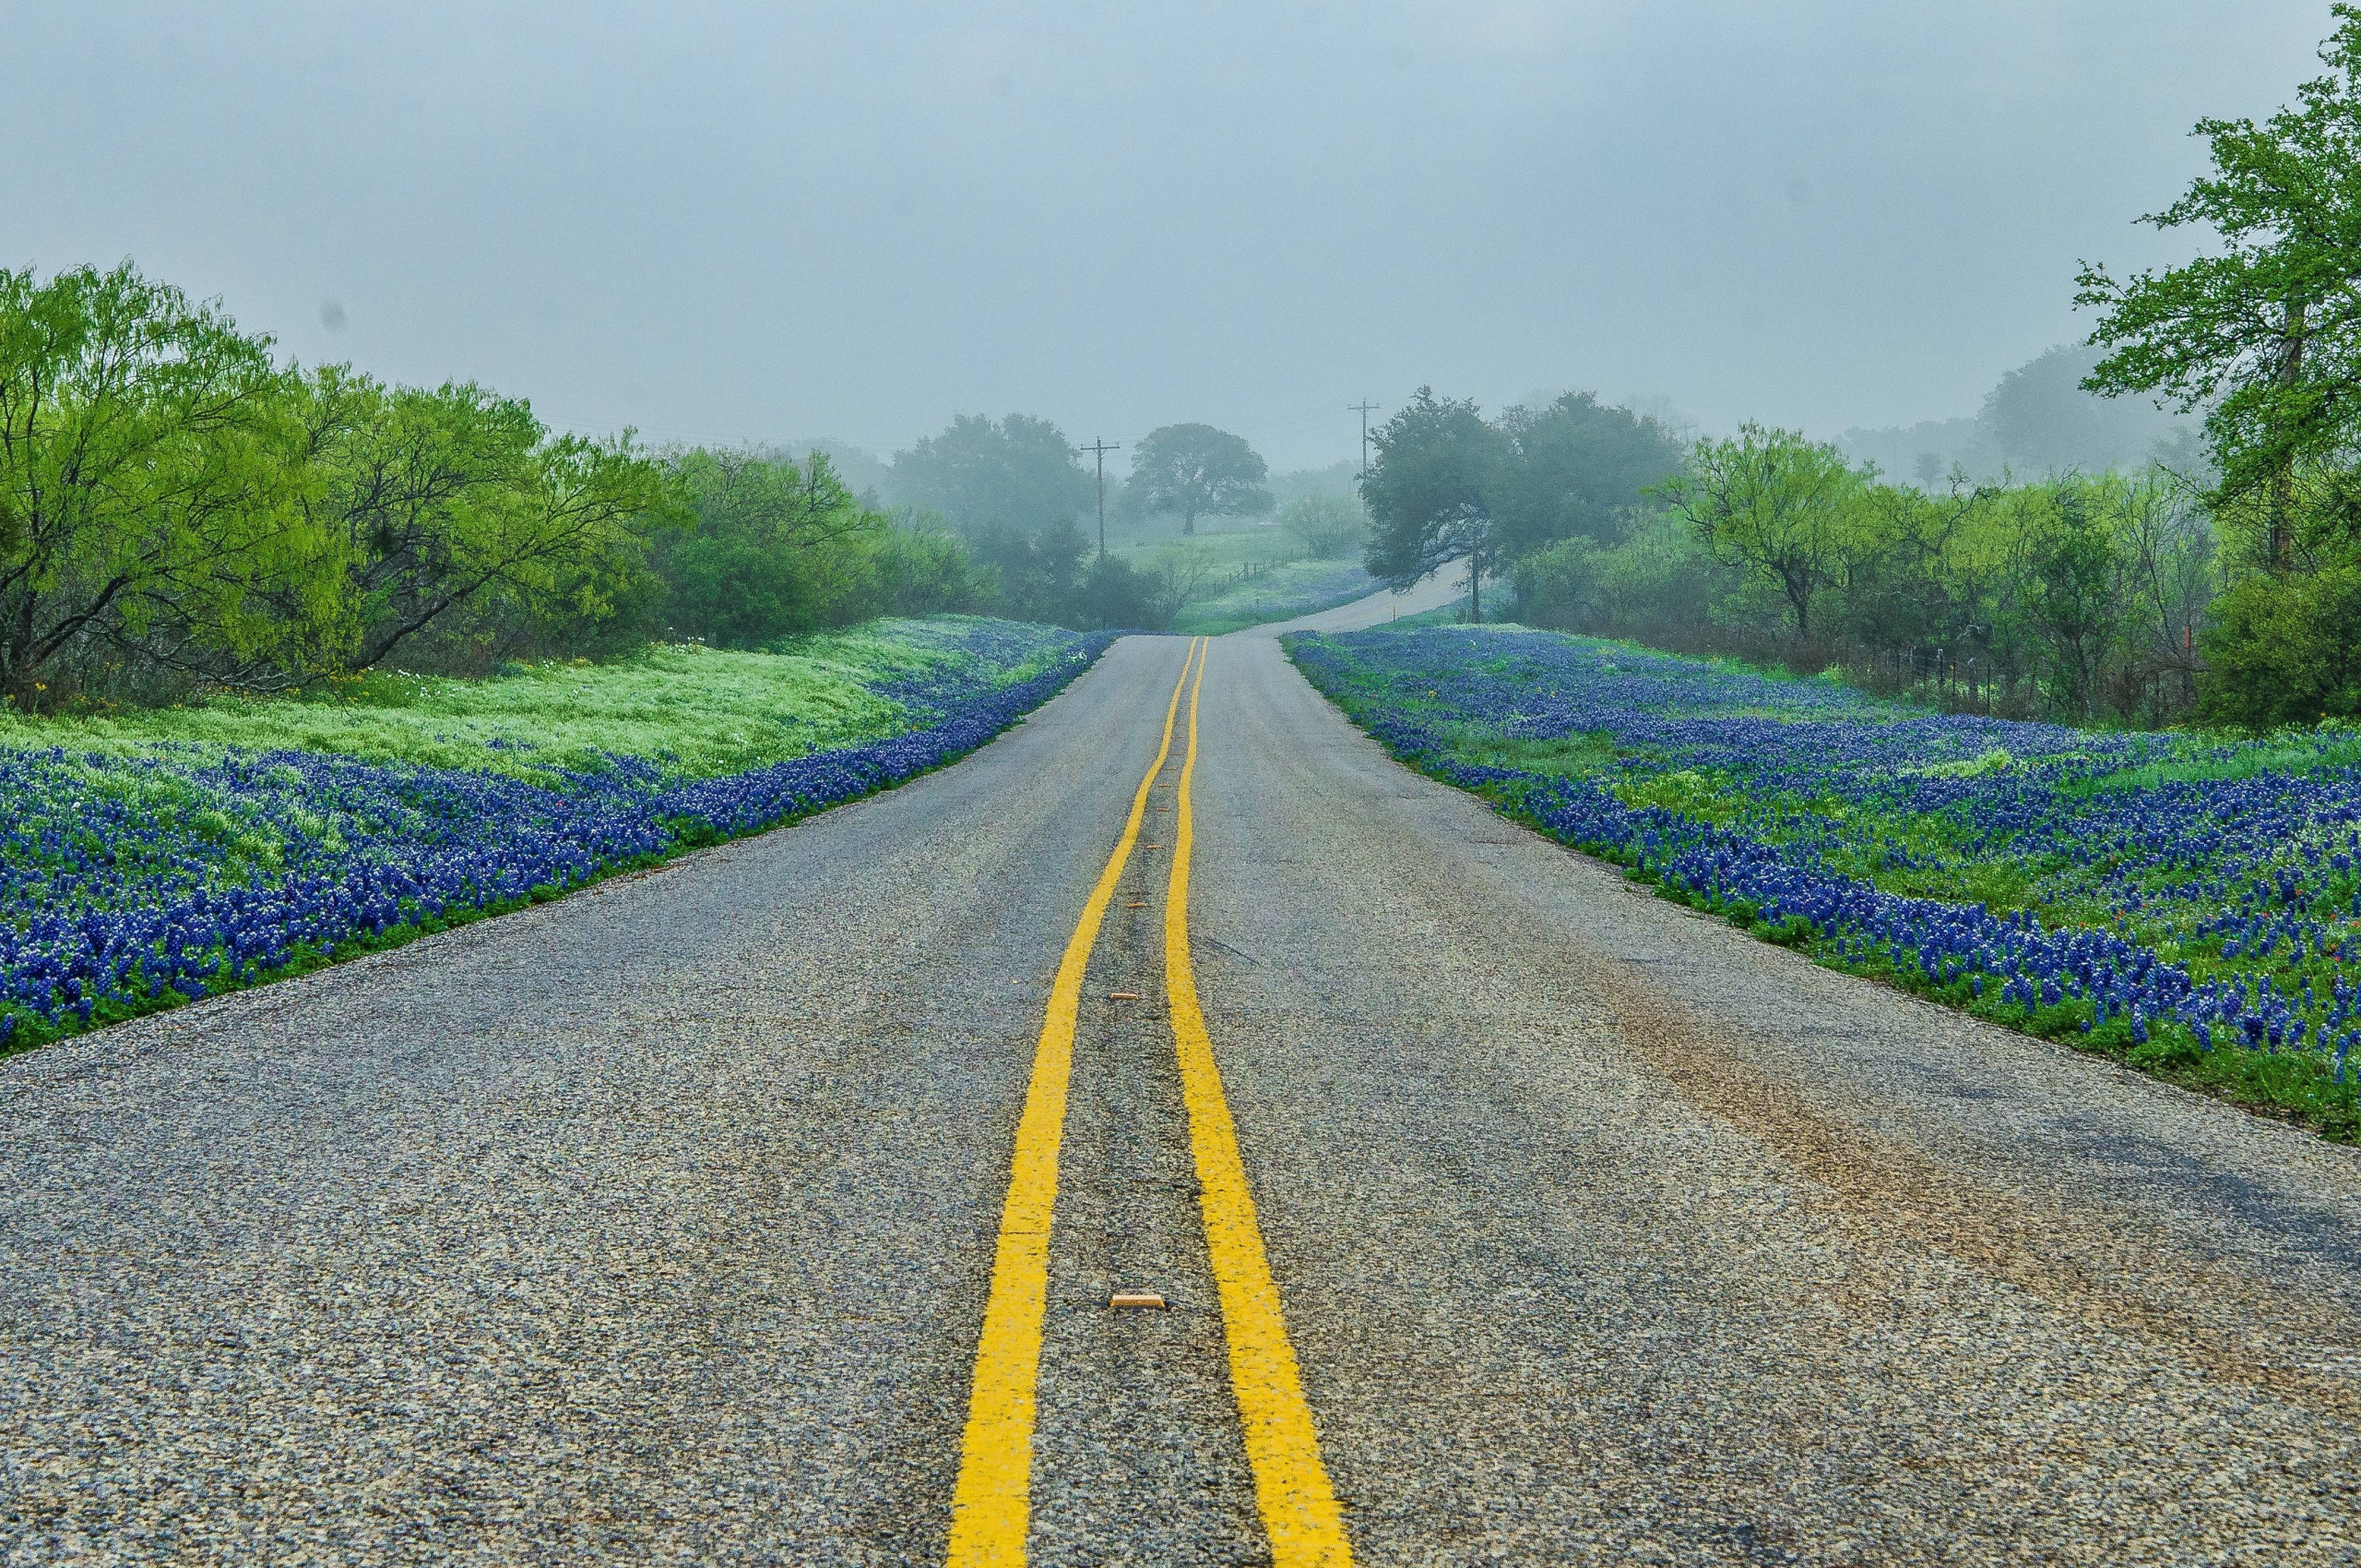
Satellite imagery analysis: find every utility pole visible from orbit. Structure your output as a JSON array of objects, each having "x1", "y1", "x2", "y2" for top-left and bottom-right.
[
  {"x1": 1348, "y1": 401, "x2": 1382, "y2": 481},
  {"x1": 1079, "y1": 437, "x2": 1121, "y2": 560}
]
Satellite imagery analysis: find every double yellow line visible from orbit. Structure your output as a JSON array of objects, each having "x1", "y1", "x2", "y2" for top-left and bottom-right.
[{"x1": 946, "y1": 638, "x2": 1351, "y2": 1567}]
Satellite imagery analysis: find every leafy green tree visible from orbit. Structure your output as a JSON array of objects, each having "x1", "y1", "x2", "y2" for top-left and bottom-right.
[
  {"x1": 2077, "y1": 5, "x2": 2361, "y2": 569},
  {"x1": 1491, "y1": 391, "x2": 1686, "y2": 556},
  {"x1": 1076, "y1": 551, "x2": 1156, "y2": 629},
  {"x1": 967, "y1": 517, "x2": 1092, "y2": 624},
  {"x1": 1275, "y1": 491, "x2": 1367, "y2": 558},
  {"x1": 1361, "y1": 388, "x2": 1505, "y2": 620},
  {"x1": 307, "y1": 371, "x2": 682, "y2": 668},
  {"x1": 1122, "y1": 424, "x2": 1273, "y2": 536},
  {"x1": 1510, "y1": 535, "x2": 1603, "y2": 627},
  {"x1": 890, "y1": 413, "x2": 1092, "y2": 533},
  {"x1": 2201, "y1": 562, "x2": 2361, "y2": 724},
  {"x1": 0, "y1": 263, "x2": 338, "y2": 706},
  {"x1": 654, "y1": 447, "x2": 879, "y2": 646},
  {"x1": 860, "y1": 518, "x2": 987, "y2": 619},
  {"x1": 1658, "y1": 423, "x2": 1866, "y2": 641},
  {"x1": 2013, "y1": 484, "x2": 2127, "y2": 718}
]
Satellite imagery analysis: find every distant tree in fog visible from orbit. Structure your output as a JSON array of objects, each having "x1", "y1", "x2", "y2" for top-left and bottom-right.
[
  {"x1": 1490, "y1": 391, "x2": 1687, "y2": 556},
  {"x1": 1978, "y1": 345, "x2": 2189, "y2": 478},
  {"x1": 889, "y1": 413, "x2": 1093, "y2": 533},
  {"x1": 1121, "y1": 424, "x2": 1273, "y2": 536},
  {"x1": 1361, "y1": 388, "x2": 1504, "y2": 620}
]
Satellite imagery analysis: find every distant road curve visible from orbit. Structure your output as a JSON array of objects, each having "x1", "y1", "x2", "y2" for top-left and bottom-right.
[
  {"x1": 3, "y1": 614, "x2": 2357, "y2": 1563},
  {"x1": 1252, "y1": 561, "x2": 1468, "y2": 636}
]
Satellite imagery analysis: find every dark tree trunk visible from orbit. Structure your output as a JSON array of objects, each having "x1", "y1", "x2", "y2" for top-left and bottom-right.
[{"x1": 2271, "y1": 297, "x2": 2308, "y2": 573}]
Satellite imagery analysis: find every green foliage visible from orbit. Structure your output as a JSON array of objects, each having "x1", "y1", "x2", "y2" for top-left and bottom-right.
[
  {"x1": 1524, "y1": 426, "x2": 2215, "y2": 727},
  {"x1": 1359, "y1": 386, "x2": 1688, "y2": 628},
  {"x1": 657, "y1": 447, "x2": 884, "y2": 647},
  {"x1": 2198, "y1": 564, "x2": 2361, "y2": 726},
  {"x1": 1361, "y1": 387, "x2": 1504, "y2": 615},
  {"x1": 0, "y1": 261, "x2": 339, "y2": 707},
  {"x1": 1122, "y1": 423, "x2": 1274, "y2": 536},
  {"x1": 2077, "y1": 5, "x2": 2361, "y2": 564},
  {"x1": 0, "y1": 260, "x2": 1018, "y2": 706},
  {"x1": 1491, "y1": 391, "x2": 1685, "y2": 556},
  {"x1": 1275, "y1": 491, "x2": 1368, "y2": 558},
  {"x1": 889, "y1": 412, "x2": 1093, "y2": 533},
  {"x1": 1510, "y1": 536, "x2": 1604, "y2": 627},
  {"x1": 1658, "y1": 423, "x2": 1866, "y2": 640},
  {"x1": 304, "y1": 369, "x2": 684, "y2": 671},
  {"x1": 0, "y1": 618, "x2": 1071, "y2": 782}
]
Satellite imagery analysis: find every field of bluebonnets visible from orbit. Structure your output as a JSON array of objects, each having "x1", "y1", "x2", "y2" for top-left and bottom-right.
[
  {"x1": 0, "y1": 617, "x2": 1108, "y2": 1055},
  {"x1": 1288, "y1": 624, "x2": 2361, "y2": 1138}
]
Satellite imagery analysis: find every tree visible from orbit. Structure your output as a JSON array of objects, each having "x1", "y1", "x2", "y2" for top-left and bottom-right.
[
  {"x1": 654, "y1": 447, "x2": 881, "y2": 646},
  {"x1": 1076, "y1": 551, "x2": 1155, "y2": 630},
  {"x1": 307, "y1": 372, "x2": 682, "y2": 669},
  {"x1": 2077, "y1": 5, "x2": 2361, "y2": 569},
  {"x1": 2201, "y1": 562, "x2": 2361, "y2": 725},
  {"x1": 2012, "y1": 484, "x2": 2127, "y2": 719},
  {"x1": 1977, "y1": 344, "x2": 2191, "y2": 475},
  {"x1": 1361, "y1": 389, "x2": 1504, "y2": 621},
  {"x1": 1490, "y1": 392, "x2": 1686, "y2": 557},
  {"x1": 1659, "y1": 423, "x2": 1865, "y2": 642},
  {"x1": 889, "y1": 413, "x2": 1093, "y2": 533},
  {"x1": 1122, "y1": 423, "x2": 1273, "y2": 536},
  {"x1": 1275, "y1": 492, "x2": 1367, "y2": 558},
  {"x1": 0, "y1": 262, "x2": 338, "y2": 706}
]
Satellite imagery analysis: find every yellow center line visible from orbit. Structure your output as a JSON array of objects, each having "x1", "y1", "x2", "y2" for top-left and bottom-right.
[
  {"x1": 1164, "y1": 643, "x2": 1356, "y2": 1566},
  {"x1": 946, "y1": 636, "x2": 1204, "y2": 1566}
]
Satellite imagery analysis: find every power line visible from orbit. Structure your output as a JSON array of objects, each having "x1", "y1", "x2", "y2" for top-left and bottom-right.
[
  {"x1": 1077, "y1": 437, "x2": 1121, "y2": 560},
  {"x1": 1348, "y1": 401, "x2": 1382, "y2": 481}
]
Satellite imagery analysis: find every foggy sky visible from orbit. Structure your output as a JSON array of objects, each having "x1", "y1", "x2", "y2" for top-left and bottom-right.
[{"x1": 5, "y1": 2, "x2": 2334, "y2": 470}]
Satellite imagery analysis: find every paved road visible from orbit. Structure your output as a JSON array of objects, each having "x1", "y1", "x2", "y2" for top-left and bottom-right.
[
  {"x1": 1258, "y1": 564, "x2": 1468, "y2": 637},
  {"x1": 4, "y1": 618, "x2": 2359, "y2": 1564}
]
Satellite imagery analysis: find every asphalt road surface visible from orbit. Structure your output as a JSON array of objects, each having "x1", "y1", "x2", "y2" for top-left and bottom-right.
[{"x1": 4, "y1": 594, "x2": 2359, "y2": 1564}]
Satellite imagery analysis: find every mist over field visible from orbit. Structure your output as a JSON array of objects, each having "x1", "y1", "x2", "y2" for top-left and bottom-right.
[{"x1": 0, "y1": 2, "x2": 2332, "y2": 468}]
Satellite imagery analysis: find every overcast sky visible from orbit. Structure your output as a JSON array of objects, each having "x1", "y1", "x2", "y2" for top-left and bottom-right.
[{"x1": 5, "y1": 2, "x2": 2335, "y2": 469}]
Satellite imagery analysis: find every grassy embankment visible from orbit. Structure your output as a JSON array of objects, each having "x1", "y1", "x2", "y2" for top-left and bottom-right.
[
  {"x1": 1102, "y1": 524, "x2": 1373, "y2": 632},
  {"x1": 0, "y1": 618, "x2": 1097, "y2": 1055},
  {"x1": 1289, "y1": 623, "x2": 2361, "y2": 1139},
  {"x1": 1, "y1": 618, "x2": 1072, "y2": 781}
]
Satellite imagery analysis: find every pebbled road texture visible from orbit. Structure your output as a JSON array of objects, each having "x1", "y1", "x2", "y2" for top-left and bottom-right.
[{"x1": 4, "y1": 602, "x2": 2360, "y2": 1564}]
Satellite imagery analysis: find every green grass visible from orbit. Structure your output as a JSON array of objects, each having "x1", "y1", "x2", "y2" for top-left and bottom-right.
[
  {"x1": 1102, "y1": 528, "x2": 1373, "y2": 632},
  {"x1": 1175, "y1": 558, "x2": 1375, "y2": 633},
  {"x1": 0, "y1": 617, "x2": 1067, "y2": 784}
]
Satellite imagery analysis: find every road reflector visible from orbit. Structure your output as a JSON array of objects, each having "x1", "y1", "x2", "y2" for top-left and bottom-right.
[
  {"x1": 1109, "y1": 1292, "x2": 1168, "y2": 1310},
  {"x1": 1109, "y1": 991, "x2": 1142, "y2": 1001}
]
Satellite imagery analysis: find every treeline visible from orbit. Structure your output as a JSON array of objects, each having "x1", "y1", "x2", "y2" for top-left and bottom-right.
[
  {"x1": 1364, "y1": 387, "x2": 2220, "y2": 727},
  {"x1": 0, "y1": 262, "x2": 1360, "y2": 711},
  {"x1": 0, "y1": 262, "x2": 986, "y2": 708},
  {"x1": 1367, "y1": 7, "x2": 2361, "y2": 732},
  {"x1": 1521, "y1": 432, "x2": 2213, "y2": 724}
]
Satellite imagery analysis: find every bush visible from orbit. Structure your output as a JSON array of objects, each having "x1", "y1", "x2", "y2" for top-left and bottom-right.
[
  {"x1": 1512, "y1": 537, "x2": 1601, "y2": 627},
  {"x1": 1276, "y1": 492, "x2": 1368, "y2": 558},
  {"x1": 2198, "y1": 564, "x2": 2361, "y2": 727}
]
